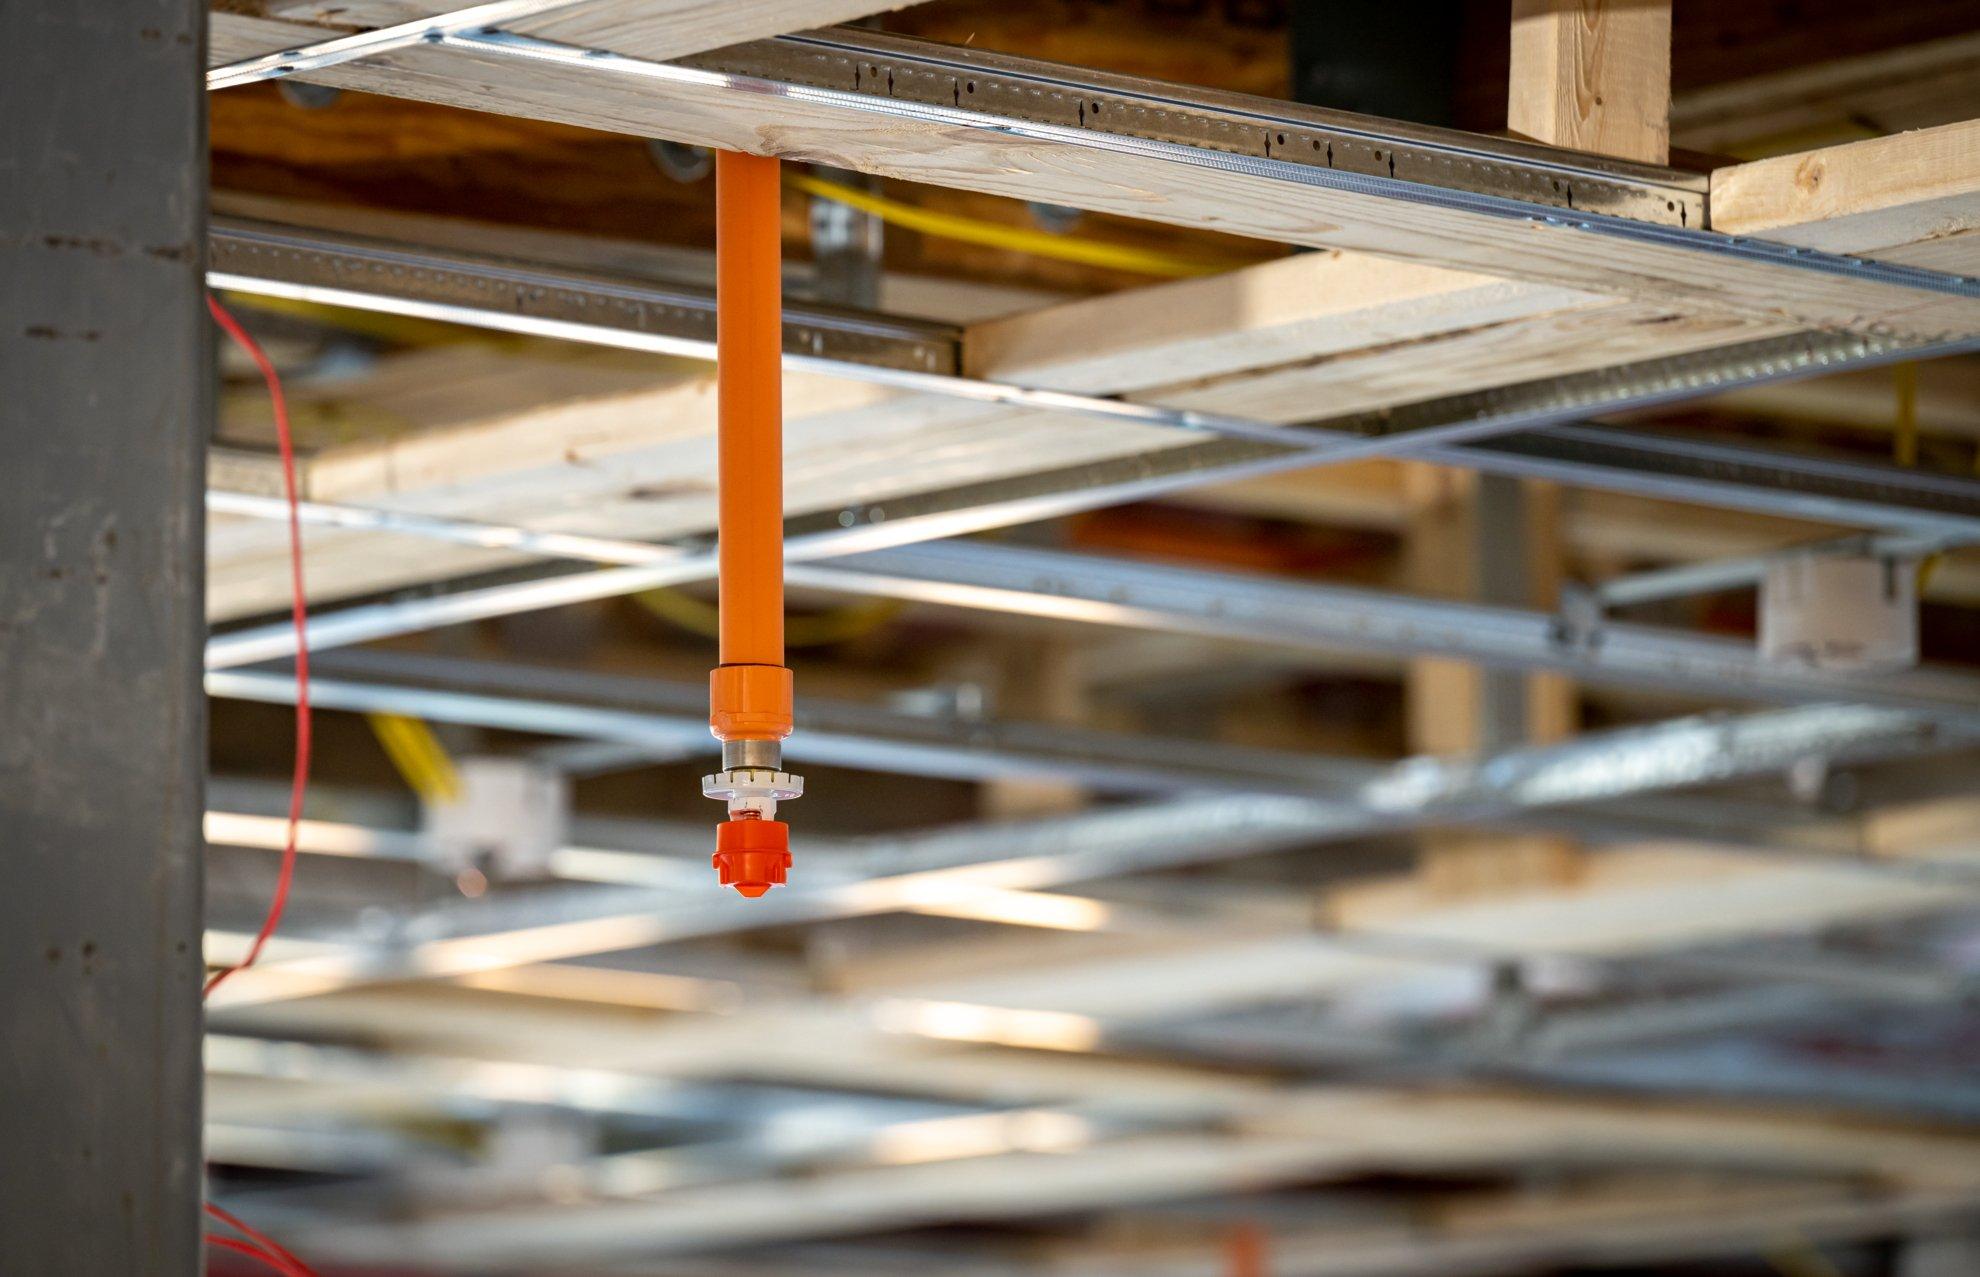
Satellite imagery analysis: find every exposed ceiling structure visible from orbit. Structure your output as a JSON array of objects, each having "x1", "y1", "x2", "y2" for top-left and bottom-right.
[{"x1": 136, "y1": 0, "x2": 1980, "y2": 1272}]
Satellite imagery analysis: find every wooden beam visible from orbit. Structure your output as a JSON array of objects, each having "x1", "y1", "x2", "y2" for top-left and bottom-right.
[
  {"x1": 965, "y1": 251, "x2": 1589, "y2": 394},
  {"x1": 962, "y1": 110, "x2": 1979, "y2": 412},
  {"x1": 216, "y1": 238, "x2": 1581, "y2": 616},
  {"x1": 1711, "y1": 119, "x2": 1980, "y2": 254},
  {"x1": 249, "y1": 0, "x2": 921, "y2": 64},
  {"x1": 1708, "y1": 357, "x2": 1980, "y2": 450},
  {"x1": 1145, "y1": 124, "x2": 1980, "y2": 423},
  {"x1": 204, "y1": 10, "x2": 1980, "y2": 341},
  {"x1": 1509, "y1": 0, "x2": 1673, "y2": 165}
]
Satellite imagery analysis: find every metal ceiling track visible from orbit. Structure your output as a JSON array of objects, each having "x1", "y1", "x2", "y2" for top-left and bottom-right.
[
  {"x1": 794, "y1": 541, "x2": 1980, "y2": 730},
  {"x1": 209, "y1": 218, "x2": 958, "y2": 375},
  {"x1": 204, "y1": 0, "x2": 590, "y2": 91},
  {"x1": 687, "y1": 29, "x2": 1711, "y2": 228}
]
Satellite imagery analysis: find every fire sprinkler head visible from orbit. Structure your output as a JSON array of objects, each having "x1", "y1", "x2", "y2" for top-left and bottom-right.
[
  {"x1": 713, "y1": 815, "x2": 791, "y2": 897},
  {"x1": 703, "y1": 739, "x2": 801, "y2": 896}
]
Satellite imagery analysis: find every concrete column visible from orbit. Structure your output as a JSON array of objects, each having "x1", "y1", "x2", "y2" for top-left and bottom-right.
[{"x1": 0, "y1": 1, "x2": 208, "y2": 1271}]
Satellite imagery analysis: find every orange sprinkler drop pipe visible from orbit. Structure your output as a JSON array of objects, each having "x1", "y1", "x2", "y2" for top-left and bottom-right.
[
  {"x1": 703, "y1": 151, "x2": 801, "y2": 896},
  {"x1": 717, "y1": 150, "x2": 785, "y2": 670}
]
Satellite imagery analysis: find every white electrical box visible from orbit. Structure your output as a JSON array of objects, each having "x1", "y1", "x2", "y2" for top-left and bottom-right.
[
  {"x1": 1759, "y1": 552, "x2": 1917, "y2": 672},
  {"x1": 422, "y1": 756, "x2": 568, "y2": 880}
]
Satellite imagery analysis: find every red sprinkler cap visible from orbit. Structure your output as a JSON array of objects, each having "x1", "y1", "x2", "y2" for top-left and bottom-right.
[{"x1": 713, "y1": 817, "x2": 791, "y2": 897}]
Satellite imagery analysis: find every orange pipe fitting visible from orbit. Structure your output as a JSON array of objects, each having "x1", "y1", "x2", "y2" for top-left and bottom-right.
[{"x1": 708, "y1": 663, "x2": 792, "y2": 742}]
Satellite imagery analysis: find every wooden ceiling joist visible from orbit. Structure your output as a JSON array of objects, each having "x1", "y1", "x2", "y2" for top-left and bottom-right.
[
  {"x1": 1509, "y1": 0, "x2": 1674, "y2": 165},
  {"x1": 229, "y1": 0, "x2": 921, "y2": 64}
]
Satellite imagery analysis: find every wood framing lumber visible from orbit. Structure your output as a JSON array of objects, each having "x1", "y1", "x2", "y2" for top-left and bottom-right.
[
  {"x1": 223, "y1": 974, "x2": 1980, "y2": 1180},
  {"x1": 1712, "y1": 119, "x2": 1980, "y2": 256},
  {"x1": 205, "y1": 239, "x2": 1554, "y2": 619},
  {"x1": 1510, "y1": 0, "x2": 1673, "y2": 165},
  {"x1": 204, "y1": 10, "x2": 1980, "y2": 341},
  {"x1": 1709, "y1": 358, "x2": 1980, "y2": 443},
  {"x1": 1135, "y1": 300, "x2": 1757, "y2": 421},
  {"x1": 973, "y1": 123, "x2": 1978, "y2": 445},
  {"x1": 880, "y1": 843, "x2": 1974, "y2": 1023},
  {"x1": 239, "y1": 0, "x2": 920, "y2": 65},
  {"x1": 966, "y1": 120, "x2": 1976, "y2": 412},
  {"x1": 963, "y1": 253, "x2": 1593, "y2": 394}
]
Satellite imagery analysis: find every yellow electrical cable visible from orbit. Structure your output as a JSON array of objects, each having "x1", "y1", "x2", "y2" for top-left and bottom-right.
[
  {"x1": 633, "y1": 586, "x2": 905, "y2": 648},
  {"x1": 367, "y1": 713, "x2": 457, "y2": 803},
  {"x1": 1894, "y1": 361, "x2": 1919, "y2": 467},
  {"x1": 366, "y1": 712, "x2": 461, "y2": 804},
  {"x1": 789, "y1": 173, "x2": 1251, "y2": 279}
]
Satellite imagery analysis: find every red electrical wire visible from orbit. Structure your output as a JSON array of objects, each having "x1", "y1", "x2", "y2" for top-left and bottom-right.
[
  {"x1": 202, "y1": 293, "x2": 322, "y2": 1277},
  {"x1": 203, "y1": 292, "x2": 312, "y2": 999},
  {"x1": 207, "y1": 1234, "x2": 315, "y2": 1277},
  {"x1": 206, "y1": 1202, "x2": 319, "y2": 1276}
]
